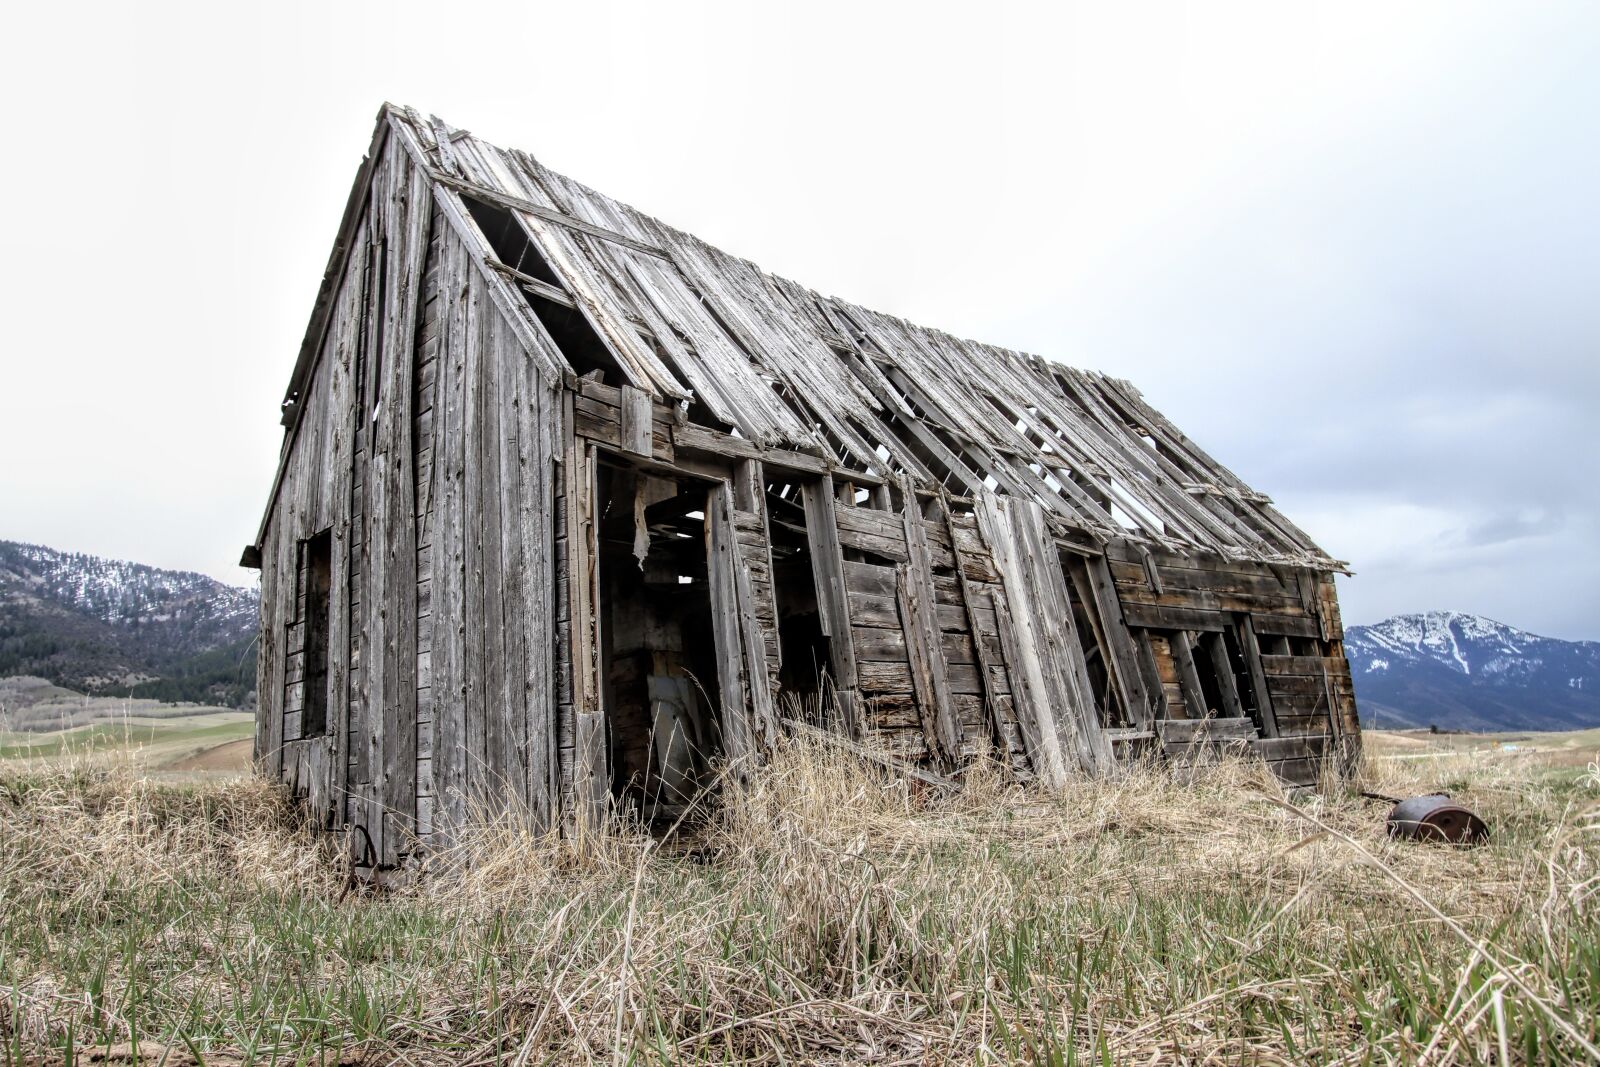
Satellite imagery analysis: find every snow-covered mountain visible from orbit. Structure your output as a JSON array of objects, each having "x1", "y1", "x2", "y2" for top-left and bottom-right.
[
  {"x1": 0, "y1": 540, "x2": 259, "y2": 705},
  {"x1": 1345, "y1": 611, "x2": 1600, "y2": 731}
]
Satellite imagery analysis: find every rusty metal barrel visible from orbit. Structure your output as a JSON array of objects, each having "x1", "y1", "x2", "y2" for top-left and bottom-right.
[{"x1": 1386, "y1": 794, "x2": 1488, "y2": 844}]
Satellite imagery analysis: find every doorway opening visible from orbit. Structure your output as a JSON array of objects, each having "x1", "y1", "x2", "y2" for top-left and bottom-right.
[{"x1": 594, "y1": 460, "x2": 724, "y2": 828}]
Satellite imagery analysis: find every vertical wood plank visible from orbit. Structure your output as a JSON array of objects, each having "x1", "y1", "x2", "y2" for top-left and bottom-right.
[
  {"x1": 379, "y1": 157, "x2": 429, "y2": 864},
  {"x1": 1015, "y1": 500, "x2": 1115, "y2": 774},
  {"x1": 976, "y1": 492, "x2": 1114, "y2": 781},
  {"x1": 799, "y1": 477, "x2": 859, "y2": 734},
  {"x1": 360, "y1": 163, "x2": 390, "y2": 868},
  {"x1": 473, "y1": 299, "x2": 509, "y2": 812},
  {"x1": 898, "y1": 488, "x2": 960, "y2": 763},
  {"x1": 706, "y1": 483, "x2": 754, "y2": 765},
  {"x1": 1131, "y1": 629, "x2": 1168, "y2": 719},
  {"x1": 255, "y1": 545, "x2": 283, "y2": 776},
  {"x1": 462, "y1": 258, "x2": 488, "y2": 814},
  {"x1": 513, "y1": 347, "x2": 558, "y2": 830},
  {"x1": 1202, "y1": 631, "x2": 1247, "y2": 720},
  {"x1": 566, "y1": 429, "x2": 608, "y2": 833},
  {"x1": 938, "y1": 497, "x2": 1009, "y2": 756},
  {"x1": 1170, "y1": 631, "x2": 1211, "y2": 721},
  {"x1": 435, "y1": 223, "x2": 470, "y2": 838},
  {"x1": 619, "y1": 384, "x2": 652, "y2": 457},
  {"x1": 1238, "y1": 615, "x2": 1280, "y2": 738},
  {"x1": 726, "y1": 487, "x2": 778, "y2": 752}
]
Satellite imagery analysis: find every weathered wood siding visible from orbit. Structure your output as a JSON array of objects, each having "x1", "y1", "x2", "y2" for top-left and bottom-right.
[
  {"x1": 256, "y1": 128, "x2": 565, "y2": 867},
  {"x1": 1103, "y1": 541, "x2": 1360, "y2": 785},
  {"x1": 255, "y1": 201, "x2": 368, "y2": 832},
  {"x1": 253, "y1": 104, "x2": 1364, "y2": 850},
  {"x1": 419, "y1": 213, "x2": 562, "y2": 842}
]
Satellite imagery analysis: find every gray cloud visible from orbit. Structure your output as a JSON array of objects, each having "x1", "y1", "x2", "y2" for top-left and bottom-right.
[{"x1": 0, "y1": 1, "x2": 1594, "y2": 640}]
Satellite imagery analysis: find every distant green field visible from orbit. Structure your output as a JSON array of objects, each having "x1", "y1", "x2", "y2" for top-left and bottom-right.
[
  {"x1": 0, "y1": 719, "x2": 251, "y2": 761},
  {"x1": 0, "y1": 706, "x2": 256, "y2": 783}
]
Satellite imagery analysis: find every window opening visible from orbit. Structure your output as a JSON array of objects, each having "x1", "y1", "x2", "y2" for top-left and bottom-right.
[
  {"x1": 1222, "y1": 623, "x2": 1262, "y2": 724},
  {"x1": 1288, "y1": 634, "x2": 1323, "y2": 657},
  {"x1": 300, "y1": 529, "x2": 333, "y2": 738}
]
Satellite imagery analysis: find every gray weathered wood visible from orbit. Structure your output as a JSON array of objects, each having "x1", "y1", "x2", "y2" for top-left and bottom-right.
[
  {"x1": 1169, "y1": 631, "x2": 1212, "y2": 721},
  {"x1": 706, "y1": 483, "x2": 755, "y2": 766},
  {"x1": 620, "y1": 384, "x2": 652, "y2": 457},
  {"x1": 246, "y1": 106, "x2": 1364, "y2": 848},
  {"x1": 567, "y1": 431, "x2": 608, "y2": 833},
  {"x1": 896, "y1": 488, "x2": 960, "y2": 763}
]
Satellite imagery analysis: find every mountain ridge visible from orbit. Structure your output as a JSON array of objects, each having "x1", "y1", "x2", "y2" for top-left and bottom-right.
[
  {"x1": 1345, "y1": 610, "x2": 1599, "y2": 732},
  {"x1": 0, "y1": 540, "x2": 259, "y2": 707},
  {"x1": 3, "y1": 539, "x2": 1595, "y2": 730}
]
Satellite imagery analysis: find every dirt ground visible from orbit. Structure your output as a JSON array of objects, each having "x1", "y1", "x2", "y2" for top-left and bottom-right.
[{"x1": 165, "y1": 736, "x2": 253, "y2": 773}]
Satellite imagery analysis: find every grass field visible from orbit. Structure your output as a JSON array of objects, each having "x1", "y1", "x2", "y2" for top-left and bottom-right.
[
  {"x1": 0, "y1": 710, "x2": 253, "y2": 780},
  {"x1": 1, "y1": 728, "x2": 1596, "y2": 1065}
]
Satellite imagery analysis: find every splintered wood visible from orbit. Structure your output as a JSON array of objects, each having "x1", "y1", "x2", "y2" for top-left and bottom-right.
[{"x1": 246, "y1": 104, "x2": 1363, "y2": 861}]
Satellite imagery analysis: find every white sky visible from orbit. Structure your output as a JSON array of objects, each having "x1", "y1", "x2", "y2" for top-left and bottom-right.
[{"x1": 1, "y1": 1, "x2": 1595, "y2": 638}]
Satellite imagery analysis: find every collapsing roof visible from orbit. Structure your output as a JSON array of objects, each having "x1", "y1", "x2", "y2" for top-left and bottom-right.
[{"x1": 275, "y1": 105, "x2": 1339, "y2": 574}]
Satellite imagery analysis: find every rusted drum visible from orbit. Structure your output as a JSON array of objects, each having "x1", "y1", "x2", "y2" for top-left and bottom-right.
[{"x1": 1386, "y1": 794, "x2": 1488, "y2": 844}]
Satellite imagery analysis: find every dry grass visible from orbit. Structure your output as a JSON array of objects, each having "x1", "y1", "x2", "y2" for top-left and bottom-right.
[{"x1": 2, "y1": 736, "x2": 1597, "y2": 1064}]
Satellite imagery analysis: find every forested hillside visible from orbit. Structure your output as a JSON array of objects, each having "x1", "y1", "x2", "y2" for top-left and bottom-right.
[{"x1": 0, "y1": 541, "x2": 258, "y2": 707}]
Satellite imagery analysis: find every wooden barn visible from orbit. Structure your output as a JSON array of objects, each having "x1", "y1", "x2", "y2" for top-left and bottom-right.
[{"x1": 244, "y1": 104, "x2": 1362, "y2": 868}]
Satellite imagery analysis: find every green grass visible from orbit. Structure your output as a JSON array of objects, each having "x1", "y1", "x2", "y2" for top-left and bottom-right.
[{"x1": 1, "y1": 737, "x2": 1596, "y2": 1064}]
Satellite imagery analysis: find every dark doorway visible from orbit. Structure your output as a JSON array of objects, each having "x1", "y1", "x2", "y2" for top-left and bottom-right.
[{"x1": 594, "y1": 461, "x2": 724, "y2": 828}]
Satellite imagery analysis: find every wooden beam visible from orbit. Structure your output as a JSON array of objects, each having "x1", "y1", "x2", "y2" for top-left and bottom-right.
[
  {"x1": 1238, "y1": 615, "x2": 1280, "y2": 738},
  {"x1": 800, "y1": 477, "x2": 860, "y2": 735},
  {"x1": 1170, "y1": 631, "x2": 1212, "y2": 721},
  {"x1": 1120, "y1": 602, "x2": 1228, "y2": 633},
  {"x1": 1079, "y1": 555, "x2": 1156, "y2": 726},
  {"x1": 1200, "y1": 631, "x2": 1247, "y2": 721},
  {"x1": 898, "y1": 488, "x2": 961, "y2": 764},
  {"x1": 671, "y1": 423, "x2": 879, "y2": 484},
  {"x1": 428, "y1": 170, "x2": 669, "y2": 258},
  {"x1": 485, "y1": 259, "x2": 577, "y2": 309},
  {"x1": 619, "y1": 385, "x2": 652, "y2": 458}
]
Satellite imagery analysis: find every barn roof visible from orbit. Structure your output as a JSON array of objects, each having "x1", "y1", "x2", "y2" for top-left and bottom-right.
[{"x1": 271, "y1": 104, "x2": 1340, "y2": 571}]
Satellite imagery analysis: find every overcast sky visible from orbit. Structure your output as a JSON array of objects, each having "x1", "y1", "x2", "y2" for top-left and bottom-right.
[{"x1": 1, "y1": 1, "x2": 1595, "y2": 639}]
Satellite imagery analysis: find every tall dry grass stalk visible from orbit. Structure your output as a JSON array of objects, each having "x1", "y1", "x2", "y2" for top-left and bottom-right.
[{"x1": 2, "y1": 739, "x2": 1597, "y2": 1064}]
